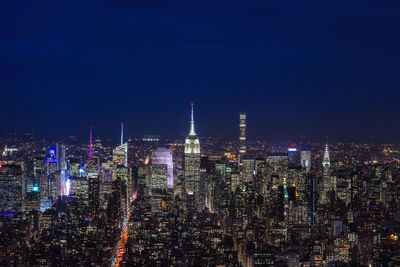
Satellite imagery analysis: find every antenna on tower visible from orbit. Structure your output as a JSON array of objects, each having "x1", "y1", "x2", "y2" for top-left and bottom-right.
[
  {"x1": 121, "y1": 122, "x2": 124, "y2": 146},
  {"x1": 191, "y1": 102, "x2": 194, "y2": 122},
  {"x1": 89, "y1": 127, "x2": 93, "y2": 158},
  {"x1": 189, "y1": 102, "x2": 196, "y2": 136}
]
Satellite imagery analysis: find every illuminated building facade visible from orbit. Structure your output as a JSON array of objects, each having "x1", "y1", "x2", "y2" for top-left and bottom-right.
[
  {"x1": 184, "y1": 103, "x2": 201, "y2": 209},
  {"x1": 46, "y1": 146, "x2": 58, "y2": 175},
  {"x1": 322, "y1": 142, "x2": 330, "y2": 168},
  {"x1": 113, "y1": 143, "x2": 128, "y2": 168},
  {"x1": 0, "y1": 163, "x2": 23, "y2": 214},
  {"x1": 239, "y1": 112, "x2": 246, "y2": 160},
  {"x1": 241, "y1": 155, "x2": 254, "y2": 183},
  {"x1": 321, "y1": 142, "x2": 331, "y2": 205},
  {"x1": 288, "y1": 146, "x2": 300, "y2": 167},
  {"x1": 152, "y1": 147, "x2": 174, "y2": 188},
  {"x1": 150, "y1": 164, "x2": 168, "y2": 213},
  {"x1": 300, "y1": 144, "x2": 311, "y2": 170}
]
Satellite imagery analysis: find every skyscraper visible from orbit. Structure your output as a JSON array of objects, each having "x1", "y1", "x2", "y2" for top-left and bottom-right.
[
  {"x1": 113, "y1": 123, "x2": 128, "y2": 169},
  {"x1": 184, "y1": 103, "x2": 201, "y2": 209},
  {"x1": 152, "y1": 147, "x2": 174, "y2": 188},
  {"x1": 300, "y1": 144, "x2": 312, "y2": 170},
  {"x1": 56, "y1": 142, "x2": 67, "y2": 196},
  {"x1": 56, "y1": 142, "x2": 65, "y2": 171},
  {"x1": 87, "y1": 128, "x2": 100, "y2": 175},
  {"x1": 306, "y1": 172, "x2": 318, "y2": 238},
  {"x1": 112, "y1": 123, "x2": 130, "y2": 213},
  {"x1": 241, "y1": 155, "x2": 255, "y2": 183},
  {"x1": 322, "y1": 142, "x2": 330, "y2": 168},
  {"x1": 239, "y1": 112, "x2": 246, "y2": 160},
  {"x1": 288, "y1": 146, "x2": 300, "y2": 167},
  {"x1": 320, "y1": 142, "x2": 331, "y2": 205},
  {"x1": 0, "y1": 163, "x2": 23, "y2": 214},
  {"x1": 150, "y1": 164, "x2": 168, "y2": 213}
]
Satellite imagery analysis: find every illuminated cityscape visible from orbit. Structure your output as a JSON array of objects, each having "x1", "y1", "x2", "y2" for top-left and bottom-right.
[
  {"x1": 1, "y1": 0, "x2": 400, "y2": 266},
  {"x1": 1, "y1": 108, "x2": 400, "y2": 266}
]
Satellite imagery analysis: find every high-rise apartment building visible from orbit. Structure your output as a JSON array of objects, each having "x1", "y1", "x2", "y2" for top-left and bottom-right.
[{"x1": 239, "y1": 112, "x2": 246, "y2": 161}]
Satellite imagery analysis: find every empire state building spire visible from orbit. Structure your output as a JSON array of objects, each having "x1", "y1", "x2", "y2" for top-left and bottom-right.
[
  {"x1": 184, "y1": 101, "x2": 201, "y2": 210},
  {"x1": 322, "y1": 142, "x2": 330, "y2": 167},
  {"x1": 189, "y1": 102, "x2": 197, "y2": 136}
]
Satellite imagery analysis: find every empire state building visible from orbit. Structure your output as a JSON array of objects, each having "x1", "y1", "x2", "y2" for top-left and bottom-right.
[{"x1": 184, "y1": 102, "x2": 201, "y2": 209}]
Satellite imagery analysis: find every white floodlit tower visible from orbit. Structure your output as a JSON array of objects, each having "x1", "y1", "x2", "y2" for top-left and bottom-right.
[{"x1": 184, "y1": 102, "x2": 201, "y2": 209}]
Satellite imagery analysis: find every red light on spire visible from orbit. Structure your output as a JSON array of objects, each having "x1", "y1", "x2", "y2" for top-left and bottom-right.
[{"x1": 190, "y1": 102, "x2": 194, "y2": 107}]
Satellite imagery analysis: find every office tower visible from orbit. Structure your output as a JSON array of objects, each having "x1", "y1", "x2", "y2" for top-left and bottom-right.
[
  {"x1": 24, "y1": 191, "x2": 40, "y2": 214},
  {"x1": 241, "y1": 155, "x2": 255, "y2": 183},
  {"x1": 48, "y1": 171, "x2": 62, "y2": 202},
  {"x1": 151, "y1": 164, "x2": 168, "y2": 192},
  {"x1": 322, "y1": 142, "x2": 330, "y2": 168},
  {"x1": 0, "y1": 163, "x2": 23, "y2": 214},
  {"x1": 152, "y1": 147, "x2": 174, "y2": 188},
  {"x1": 255, "y1": 162, "x2": 268, "y2": 196},
  {"x1": 113, "y1": 144, "x2": 128, "y2": 168},
  {"x1": 320, "y1": 142, "x2": 331, "y2": 205},
  {"x1": 150, "y1": 164, "x2": 168, "y2": 213},
  {"x1": 239, "y1": 112, "x2": 246, "y2": 161},
  {"x1": 113, "y1": 165, "x2": 129, "y2": 214},
  {"x1": 69, "y1": 159, "x2": 81, "y2": 177},
  {"x1": 87, "y1": 128, "x2": 100, "y2": 177},
  {"x1": 69, "y1": 176, "x2": 88, "y2": 201},
  {"x1": 184, "y1": 103, "x2": 201, "y2": 209},
  {"x1": 56, "y1": 142, "x2": 65, "y2": 171},
  {"x1": 111, "y1": 123, "x2": 130, "y2": 213},
  {"x1": 94, "y1": 135, "x2": 102, "y2": 157},
  {"x1": 216, "y1": 164, "x2": 231, "y2": 214},
  {"x1": 87, "y1": 156, "x2": 100, "y2": 176},
  {"x1": 231, "y1": 171, "x2": 240, "y2": 193},
  {"x1": 46, "y1": 146, "x2": 58, "y2": 175},
  {"x1": 288, "y1": 146, "x2": 301, "y2": 167},
  {"x1": 306, "y1": 172, "x2": 318, "y2": 238},
  {"x1": 88, "y1": 174, "x2": 100, "y2": 215},
  {"x1": 55, "y1": 142, "x2": 67, "y2": 196},
  {"x1": 300, "y1": 144, "x2": 312, "y2": 170}
]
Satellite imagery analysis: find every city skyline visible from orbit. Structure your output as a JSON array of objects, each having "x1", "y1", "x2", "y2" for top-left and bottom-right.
[
  {"x1": 1, "y1": 1, "x2": 400, "y2": 266},
  {"x1": 2, "y1": 1, "x2": 400, "y2": 141}
]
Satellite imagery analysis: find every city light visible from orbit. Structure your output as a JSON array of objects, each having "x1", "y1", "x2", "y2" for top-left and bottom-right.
[{"x1": 1, "y1": 1, "x2": 398, "y2": 265}]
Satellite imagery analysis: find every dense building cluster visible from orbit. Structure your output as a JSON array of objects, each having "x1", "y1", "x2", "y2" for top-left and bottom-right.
[{"x1": 1, "y1": 108, "x2": 400, "y2": 266}]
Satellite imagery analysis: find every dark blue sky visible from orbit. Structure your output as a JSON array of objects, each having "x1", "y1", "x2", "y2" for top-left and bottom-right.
[{"x1": 1, "y1": 0, "x2": 400, "y2": 142}]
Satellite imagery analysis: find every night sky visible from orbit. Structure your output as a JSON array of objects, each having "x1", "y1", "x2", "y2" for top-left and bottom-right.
[{"x1": 1, "y1": 0, "x2": 400, "y2": 142}]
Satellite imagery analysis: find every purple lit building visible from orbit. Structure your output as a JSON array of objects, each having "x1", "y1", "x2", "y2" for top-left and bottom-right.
[{"x1": 152, "y1": 147, "x2": 174, "y2": 188}]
